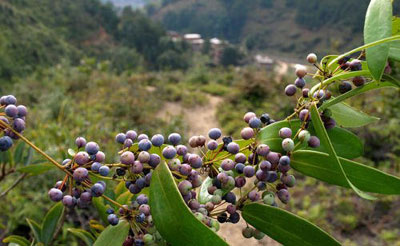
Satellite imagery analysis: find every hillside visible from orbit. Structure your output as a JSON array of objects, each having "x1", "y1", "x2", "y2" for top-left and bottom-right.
[{"x1": 149, "y1": 0, "x2": 389, "y2": 57}]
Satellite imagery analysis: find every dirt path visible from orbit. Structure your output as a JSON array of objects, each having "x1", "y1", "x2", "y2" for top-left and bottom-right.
[{"x1": 158, "y1": 93, "x2": 280, "y2": 246}]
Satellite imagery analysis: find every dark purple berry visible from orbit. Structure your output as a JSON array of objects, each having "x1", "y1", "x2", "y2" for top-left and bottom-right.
[
  {"x1": 285, "y1": 84, "x2": 297, "y2": 96},
  {"x1": 148, "y1": 153, "x2": 161, "y2": 168},
  {"x1": 279, "y1": 155, "x2": 290, "y2": 166},
  {"x1": 115, "y1": 133, "x2": 126, "y2": 144},
  {"x1": 62, "y1": 195, "x2": 77, "y2": 208},
  {"x1": 277, "y1": 189, "x2": 290, "y2": 204},
  {"x1": 0, "y1": 136, "x2": 13, "y2": 151},
  {"x1": 85, "y1": 142, "x2": 99, "y2": 155},
  {"x1": 91, "y1": 183, "x2": 105, "y2": 197},
  {"x1": 299, "y1": 109, "x2": 310, "y2": 122},
  {"x1": 108, "y1": 214, "x2": 119, "y2": 226},
  {"x1": 179, "y1": 164, "x2": 192, "y2": 176},
  {"x1": 16, "y1": 105, "x2": 27, "y2": 117},
  {"x1": 217, "y1": 213, "x2": 228, "y2": 223},
  {"x1": 138, "y1": 139, "x2": 152, "y2": 151},
  {"x1": 188, "y1": 154, "x2": 202, "y2": 168},
  {"x1": 227, "y1": 142, "x2": 240, "y2": 154},
  {"x1": 178, "y1": 180, "x2": 192, "y2": 195},
  {"x1": 151, "y1": 134, "x2": 164, "y2": 147},
  {"x1": 267, "y1": 171, "x2": 278, "y2": 183},
  {"x1": 229, "y1": 212, "x2": 240, "y2": 224},
  {"x1": 124, "y1": 139, "x2": 133, "y2": 148},
  {"x1": 308, "y1": 136, "x2": 320, "y2": 148},
  {"x1": 5, "y1": 105, "x2": 18, "y2": 118},
  {"x1": 95, "y1": 151, "x2": 105, "y2": 162},
  {"x1": 235, "y1": 163, "x2": 245, "y2": 174},
  {"x1": 207, "y1": 140, "x2": 218, "y2": 150},
  {"x1": 302, "y1": 88, "x2": 309, "y2": 98},
  {"x1": 91, "y1": 162, "x2": 102, "y2": 172},
  {"x1": 259, "y1": 160, "x2": 271, "y2": 171},
  {"x1": 279, "y1": 127, "x2": 292, "y2": 139},
  {"x1": 176, "y1": 145, "x2": 188, "y2": 156},
  {"x1": 99, "y1": 166, "x2": 110, "y2": 176},
  {"x1": 235, "y1": 153, "x2": 246, "y2": 163},
  {"x1": 221, "y1": 159, "x2": 235, "y2": 171},
  {"x1": 260, "y1": 113, "x2": 270, "y2": 124},
  {"x1": 248, "y1": 190, "x2": 260, "y2": 201},
  {"x1": 162, "y1": 146, "x2": 177, "y2": 159},
  {"x1": 48, "y1": 188, "x2": 63, "y2": 202},
  {"x1": 126, "y1": 130, "x2": 137, "y2": 141},
  {"x1": 339, "y1": 81, "x2": 352, "y2": 94},
  {"x1": 138, "y1": 151, "x2": 150, "y2": 163},
  {"x1": 120, "y1": 151, "x2": 135, "y2": 165},
  {"x1": 168, "y1": 133, "x2": 181, "y2": 145},
  {"x1": 75, "y1": 137, "x2": 87, "y2": 148},
  {"x1": 75, "y1": 151, "x2": 90, "y2": 165},
  {"x1": 208, "y1": 128, "x2": 222, "y2": 140},
  {"x1": 137, "y1": 134, "x2": 149, "y2": 141},
  {"x1": 352, "y1": 76, "x2": 365, "y2": 87},
  {"x1": 295, "y1": 78, "x2": 306, "y2": 88},
  {"x1": 80, "y1": 191, "x2": 92, "y2": 203},
  {"x1": 131, "y1": 161, "x2": 143, "y2": 174},
  {"x1": 235, "y1": 176, "x2": 246, "y2": 187},
  {"x1": 249, "y1": 117, "x2": 262, "y2": 128},
  {"x1": 73, "y1": 167, "x2": 88, "y2": 182},
  {"x1": 240, "y1": 127, "x2": 254, "y2": 140},
  {"x1": 243, "y1": 166, "x2": 255, "y2": 177},
  {"x1": 256, "y1": 170, "x2": 268, "y2": 182}
]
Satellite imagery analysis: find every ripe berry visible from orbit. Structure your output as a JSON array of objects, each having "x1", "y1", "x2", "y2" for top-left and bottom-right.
[
  {"x1": 95, "y1": 151, "x2": 105, "y2": 162},
  {"x1": 338, "y1": 56, "x2": 351, "y2": 65},
  {"x1": 260, "y1": 113, "x2": 270, "y2": 124},
  {"x1": 240, "y1": 127, "x2": 254, "y2": 140},
  {"x1": 324, "y1": 118, "x2": 336, "y2": 130},
  {"x1": 196, "y1": 135, "x2": 206, "y2": 146},
  {"x1": 282, "y1": 138, "x2": 294, "y2": 152},
  {"x1": 120, "y1": 151, "x2": 135, "y2": 165},
  {"x1": 256, "y1": 144, "x2": 270, "y2": 156},
  {"x1": 188, "y1": 154, "x2": 202, "y2": 168},
  {"x1": 179, "y1": 164, "x2": 192, "y2": 176},
  {"x1": 235, "y1": 176, "x2": 246, "y2": 187},
  {"x1": 80, "y1": 191, "x2": 92, "y2": 203},
  {"x1": 91, "y1": 183, "x2": 105, "y2": 197},
  {"x1": 62, "y1": 195, "x2": 76, "y2": 208},
  {"x1": 178, "y1": 180, "x2": 192, "y2": 195},
  {"x1": 85, "y1": 142, "x2": 99, "y2": 155},
  {"x1": 223, "y1": 192, "x2": 236, "y2": 204},
  {"x1": 298, "y1": 130, "x2": 310, "y2": 142},
  {"x1": 208, "y1": 128, "x2": 222, "y2": 140},
  {"x1": 162, "y1": 146, "x2": 177, "y2": 159},
  {"x1": 266, "y1": 152, "x2": 280, "y2": 165},
  {"x1": 106, "y1": 208, "x2": 115, "y2": 214},
  {"x1": 148, "y1": 153, "x2": 161, "y2": 168},
  {"x1": 339, "y1": 81, "x2": 352, "y2": 93},
  {"x1": 99, "y1": 166, "x2": 110, "y2": 176},
  {"x1": 308, "y1": 136, "x2": 320, "y2": 148},
  {"x1": 248, "y1": 190, "x2": 260, "y2": 201},
  {"x1": 256, "y1": 170, "x2": 268, "y2": 182},
  {"x1": 279, "y1": 127, "x2": 292, "y2": 139},
  {"x1": 135, "y1": 177, "x2": 146, "y2": 189},
  {"x1": 75, "y1": 137, "x2": 87, "y2": 148},
  {"x1": 299, "y1": 109, "x2": 310, "y2": 122},
  {"x1": 137, "y1": 134, "x2": 149, "y2": 141},
  {"x1": 227, "y1": 142, "x2": 240, "y2": 154},
  {"x1": 229, "y1": 212, "x2": 240, "y2": 224},
  {"x1": 75, "y1": 151, "x2": 90, "y2": 165},
  {"x1": 48, "y1": 188, "x2": 63, "y2": 202},
  {"x1": 138, "y1": 151, "x2": 150, "y2": 163},
  {"x1": 281, "y1": 174, "x2": 296, "y2": 187},
  {"x1": 151, "y1": 134, "x2": 164, "y2": 147},
  {"x1": 131, "y1": 161, "x2": 143, "y2": 174},
  {"x1": 267, "y1": 171, "x2": 278, "y2": 183},
  {"x1": 168, "y1": 133, "x2": 181, "y2": 145},
  {"x1": 207, "y1": 140, "x2": 218, "y2": 150},
  {"x1": 307, "y1": 53, "x2": 317, "y2": 64},
  {"x1": 243, "y1": 112, "x2": 256, "y2": 123},
  {"x1": 221, "y1": 159, "x2": 235, "y2": 171},
  {"x1": 349, "y1": 59, "x2": 362, "y2": 71},
  {"x1": 295, "y1": 78, "x2": 306, "y2": 88},
  {"x1": 235, "y1": 163, "x2": 245, "y2": 174},
  {"x1": 235, "y1": 153, "x2": 246, "y2": 163},
  {"x1": 249, "y1": 117, "x2": 262, "y2": 128},
  {"x1": 279, "y1": 155, "x2": 290, "y2": 166},
  {"x1": 5, "y1": 105, "x2": 18, "y2": 118},
  {"x1": 285, "y1": 84, "x2": 297, "y2": 96},
  {"x1": 227, "y1": 204, "x2": 236, "y2": 214},
  {"x1": 129, "y1": 184, "x2": 141, "y2": 194},
  {"x1": 295, "y1": 65, "x2": 307, "y2": 78},
  {"x1": 217, "y1": 213, "x2": 228, "y2": 223},
  {"x1": 126, "y1": 130, "x2": 137, "y2": 141},
  {"x1": 91, "y1": 162, "x2": 102, "y2": 172},
  {"x1": 0, "y1": 136, "x2": 13, "y2": 151},
  {"x1": 73, "y1": 167, "x2": 88, "y2": 182},
  {"x1": 243, "y1": 166, "x2": 255, "y2": 177},
  {"x1": 352, "y1": 76, "x2": 365, "y2": 87},
  {"x1": 138, "y1": 139, "x2": 152, "y2": 151},
  {"x1": 302, "y1": 88, "x2": 309, "y2": 98},
  {"x1": 259, "y1": 160, "x2": 271, "y2": 171},
  {"x1": 115, "y1": 133, "x2": 126, "y2": 144},
  {"x1": 108, "y1": 214, "x2": 119, "y2": 226},
  {"x1": 124, "y1": 139, "x2": 133, "y2": 148},
  {"x1": 16, "y1": 105, "x2": 27, "y2": 117},
  {"x1": 277, "y1": 189, "x2": 290, "y2": 204}
]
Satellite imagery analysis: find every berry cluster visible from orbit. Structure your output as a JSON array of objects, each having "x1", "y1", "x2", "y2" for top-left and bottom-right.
[{"x1": 0, "y1": 95, "x2": 28, "y2": 151}]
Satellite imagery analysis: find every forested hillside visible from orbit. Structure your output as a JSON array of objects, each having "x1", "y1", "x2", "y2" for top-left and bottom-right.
[{"x1": 150, "y1": 0, "x2": 400, "y2": 56}]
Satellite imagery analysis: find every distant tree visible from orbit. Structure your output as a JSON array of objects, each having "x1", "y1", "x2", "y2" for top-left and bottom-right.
[
  {"x1": 220, "y1": 46, "x2": 243, "y2": 67},
  {"x1": 156, "y1": 50, "x2": 189, "y2": 70}
]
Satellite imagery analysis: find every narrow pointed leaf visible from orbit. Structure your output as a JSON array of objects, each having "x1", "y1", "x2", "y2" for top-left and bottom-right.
[
  {"x1": 364, "y1": 0, "x2": 392, "y2": 81},
  {"x1": 68, "y1": 228, "x2": 96, "y2": 246},
  {"x1": 329, "y1": 102, "x2": 379, "y2": 128},
  {"x1": 199, "y1": 177, "x2": 213, "y2": 204},
  {"x1": 17, "y1": 163, "x2": 56, "y2": 175},
  {"x1": 310, "y1": 104, "x2": 376, "y2": 200},
  {"x1": 93, "y1": 220, "x2": 130, "y2": 246},
  {"x1": 242, "y1": 203, "x2": 340, "y2": 246},
  {"x1": 149, "y1": 161, "x2": 228, "y2": 246},
  {"x1": 291, "y1": 150, "x2": 400, "y2": 194},
  {"x1": 2, "y1": 235, "x2": 30, "y2": 246},
  {"x1": 116, "y1": 191, "x2": 133, "y2": 205},
  {"x1": 41, "y1": 202, "x2": 65, "y2": 246},
  {"x1": 26, "y1": 219, "x2": 42, "y2": 243},
  {"x1": 92, "y1": 197, "x2": 109, "y2": 225}
]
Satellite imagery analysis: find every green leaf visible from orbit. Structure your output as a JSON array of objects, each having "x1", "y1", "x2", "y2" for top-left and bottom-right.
[
  {"x1": 364, "y1": 0, "x2": 392, "y2": 81},
  {"x1": 41, "y1": 202, "x2": 64, "y2": 246},
  {"x1": 310, "y1": 104, "x2": 376, "y2": 200},
  {"x1": 389, "y1": 17, "x2": 400, "y2": 61},
  {"x1": 149, "y1": 161, "x2": 228, "y2": 246},
  {"x1": 198, "y1": 177, "x2": 213, "y2": 204},
  {"x1": 329, "y1": 102, "x2": 379, "y2": 128},
  {"x1": 92, "y1": 197, "x2": 109, "y2": 225},
  {"x1": 26, "y1": 219, "x2": 42, "y2": 243},
  {"x1": 116, "y1": 191, "x2": 133, "y2": 205},
  {"x1": 259, "y1": 120, "x2": 363, "y2": 159},
  {"x1": 13, "y1": 143, "x2": 25, "y2": 165},
  {"x1": 114, "y1": 181, "x2": 126, "y2": 198},
  {"x1": 17, "y1": 163, "x2": 56, "y2": 175},
  {"x1": 242, "y1": 203, "x2": 340, "y2": 246},
  {"x1": 68, "y1": 228, "x2": 95, "y2": 246},
  {"x1": 2, "y1": 235, "x2": 30, "y2": 246},
  {"x1": 23, "y1": 148, "x2": 33, "y2": 166},
  {"x1": 291, "y1": 150, "x2": 400, "y2": 195},
  {"x1": 93, "y1": 220, "x2": 130, "y2": 246},
  {"x1": 320, "y1": 78, "x2": 399, "y2": 111}
]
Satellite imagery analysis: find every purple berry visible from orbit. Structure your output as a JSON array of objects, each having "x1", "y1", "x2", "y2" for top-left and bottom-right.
[
  {"x1": 4, "y1": 95, "x2": 17, "y2": 105},
  {"x1": 178, "y1": 180, "x2": 192, "y2": 195},
  {"x1": 260, "y1": 113, "x2": 270, "y2": 124},
  {"x1": 248, "y1": 190, "x2": 260, "y2": 201},
  {"x1": 188, "y1": 154, "x2": 202, "y2": 168},
  {"x1": 281, "y1": 174, "x2": 296, "y2": 187},
  {"x1": 162, "y1": 146, "x2": 177, "y2": 159},
  {"x1": 138, "y1": 139, "x2": 152, "y2": 151},
  {"x1": 243, "y1": 112, "x2": 256, "y2": 123},
  {"x1": 241, "y1": 127, "x2": 255, "y2": 140},
  {"x1": 302, "y1": 88, "x2": 309, "y2": 98},
  {"x1": 277, "y1": 189, "x2": 290, "y2": 204},
  {"x1": 75, "y1": 151, "x2": 90, "y2": 165},
  {"x1": 16, "y1": 105, "x2": 27, "y2": 117},
  {"x1": 179, "y1": 164, "x2": 192, "y2": 176},
  {"x1": 91, "y1": 162, "x2": 102, "y2": 172},
  {"x1": 279, "y1": 155, "x2": 290, "y2": 166},
  {"x1": 0, "y1": 136, "x2": 13, "y2": 151},
  {"x1": 176, "y1": 145, "x2": 188, "y2": 156},
  {"x1": 99, "y1": 165, "x2": 110, "y2": 176},
  {"x1": 285, "y1": 84, "x2": 297, "y2": 96},
  {"x1": 75, "y1": 137, "x2": 87, "y2": 148},
  {"x1": 5, "y1": 105, "x2": 18, "y2": 118},
  {"x1": 120, "y1": 151, "x2": 135, "y2": 165},
  {"x1": 221, "y1": 159, "x2": 235, "y2": 171},
  {"x1": 138, "y1": 151, "x2": 150, "y2": 163},
  {"x1": 91, "y1": 183, "x2": 105, "y2": 197},
  {"x1": 243, "y1": 166, "x2": 255, "y2": 177},
  {"x1": 80, "y1": 191, "x2": 92, "y2": 203},
  {"x1": 115, "y1": 133, "x2": 126, "y2": 144},
  {"x1": 267, "y1": 171, "x2": 278, "y2": 183},
  {"x1": 124, "y1": 139, "x2": 133, "y2": 148},
  {"x1": 131, "y1": 161, "x2": 143, "y2": 174},
  {"x1": 151, "y1": 134, "x2": 164, "y2": 147},
  {"x1": 295, "y1": 66, "x2": 307, "y2": 78},
  {"x1": 73, "y1": 167, "x2": 88, "y2": 182},
  {"x1": 256, "y1": 144, "x2": 270, "y2": 156},
  {"x1": 62, "y1": 195, "x2": 77, "y2": 208},
  {"x1": 168, "y1": 133, "x2": 181, "y2": 145},
  {"x1": 207, "y1": 140, "x2": 218, "y2": 150},
  {"x1": 249, "y1": 117, "x2": 262, "y2": 128},
  {"x1": 95, "y1": 151, "x2": 105, "y2": 162},
  {"x1": 235, "y1": 153, "x2": 246, "y2": 163},
  {"x1": 279, "y1": 127, "x2": 292, "y2": 139},
  {"x1": 235, "y1": 163, "x2": 245, "y2": 173},
  {"x1": 217, "y1": 172, "x2": 229, "y2": 184},
  {"x1": 208, "y1": 128, "x2": 222, "y2": 140},
  {"x1": 256, "y1": 170, "x2": 268, "y2": 182},
  {"x1": 148, "y1": 153, "x2": 161, "y2": 168},
  {"x1": 108, "y1": 214, "x2": 119, "y2": 226},
  {"x1": 339, "y1": 81, "x2": 352, "y2": 94},
  {"x1": 227, "y1": 142, "x2": 240, "y2": 154},
  {"x1": 126, "y1": 130, "x2": 137, "y2": 141},
  {"x1": 48, "y1": 188, "x2": 63, "y2": 202},
  {"x1": 85, "y1": 142, "x2": 99, "y2": 155},
  {"x1": 259, "y1": 160, "x2": 271, "y2": 171},
  {"x1": 299, "y1": 109, "x2": 310, "y2": 122},
  {"x1": 308, "y1": 136, "x2": 320, "y2": 148},
  {"x1": 137, "y1": 134, "x2": 149, "y2": 141},
  {"x1": 235, "y1": 176, "x2": 246, "y2": 187},
  {"x1": 294, "y1": 78, "x2": 306, "y2": 88}
]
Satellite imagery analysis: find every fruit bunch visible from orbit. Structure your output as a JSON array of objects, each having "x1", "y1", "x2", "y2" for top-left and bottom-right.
[{"x1": 0, "y1": 95, "x2": 28, "y2": 151}]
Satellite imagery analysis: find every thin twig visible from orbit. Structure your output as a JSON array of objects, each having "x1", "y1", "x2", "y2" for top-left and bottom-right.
[{"x1": 0, "y1": 173, "x2": 28, "y2": 198}]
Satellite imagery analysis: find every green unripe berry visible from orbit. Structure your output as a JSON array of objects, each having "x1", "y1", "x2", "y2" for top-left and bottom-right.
[
  {"x1": 282, "y1": 138, "x2": 295, "y2": 152},
  {"x1": 143, "y1": 234, "x2": 154, "y2": 244},
  {"x1": 242, "y1": 227, "x2": 254, "y2": 238},
  {"x1": 211, "y1": 195, "x2": 222, "y2": 205},
  {"x1": 214, "y1": 189, "x2": 223, "y2": 197},
  {"x1": 194, "y1": 212, "x2": 204, "y2": 221},
  {"x1": 252, "y1": 229, "x2": 265, "y2": 240},
  {"x1": 262, "y1": 191, "x2": 275, "y2": 205},
  {"x1": 298, "y1": 130, "x2": 311, "y2": 142},
  {"x1": 211, "y1": 219, "x2": 220, "y2": 231}
]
